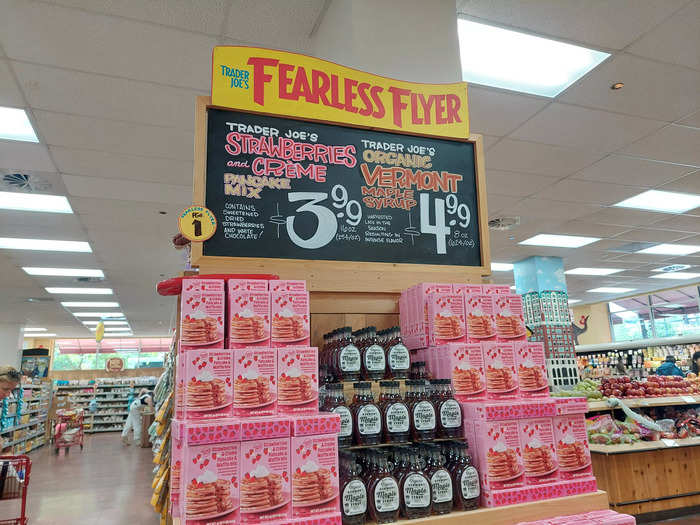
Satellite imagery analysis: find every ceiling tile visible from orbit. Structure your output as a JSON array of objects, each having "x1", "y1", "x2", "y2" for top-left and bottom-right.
[
  {"x1": 614, "y1": 228, "x2": 694, "y2": 243},
  {"x1": 627, "y1": 0, "x2": 700, "y2": 71},
  {"x1": 622, "y1": 125, "x2": 700, "y2": 167},
  {"x1": 486, "y1": 138, "x2": 603, "y2": 177},
  {"x1": 0, "y1": 142, "x2": 55, "y2": 171},
  {"x1": 466, "y1": 86, "x2": 548, "y2": 136},
  {"x1": 62, "y1": 174, "x2": 190, "y2": 205},
  {"x1": 678, "y1": 110, "x2": 700, "y2": 128},
  {"x1": 580, "y1": 207, "x2": 668, "y2": 227},
  {"x1": 71, "y1": 197, "x2": 184, "y2": 233},
  {"x1": 482, "y1": 135, "x2": 501, "y2": 151},
  {"x1": 507, "y1": 197, "x2": 598, "y2": 221},
  {"x1": 532, "y1": 179, "x2": 640, "y2": 205},
  {"x1": 486, "y1": 169, "x2": 559, "y2": 197},
  {"x1": 549, "y1": 220, "x2": 629, "y2": 238},
  {"x1": 46, "y1": 0, "x2": 229, "y2": 35},
  {"x1": 456, "y1": 0, "x2": 688, "y2": 49},
  {"x1": 487, "y1": 194, "x2": 522, "y2": 216},
  {"x1": 13, "y1": 62, "x2": 202, "y2": 130},
  {"x1": 33, "y1": 111, "x2": 194, "y2": 161},
  {"x1": 572, "y1": 154, "x2": 693, "y2": 187},
  {"x1": 650, "y1": 214, "x2": 700, "y2": 234},
  {"x1": 0, "y1": 59, "x2": 25, "y2": 107},
  {"x1": 659, "y1": 170, "x2": 700, "y2": 193},
  {"x1": 0, "y1": 0, "x2": 217, "y2": 90},
  {"x1": 560, "y1": 53, "x2": 700, "y2": 122},
  {"x1": 509, "y1": 103, "x2": 666, "y2": 153}
]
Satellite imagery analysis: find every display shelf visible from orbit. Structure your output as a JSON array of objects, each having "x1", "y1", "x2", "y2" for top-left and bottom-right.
[
  {"x1": 587, "y1": 395, "x2": 700, "y2": 412},
  {"x1": 27, "y1": 441, "x2": 45, "y2": 453},
  {"x1": 0, "y1": 419, "x2": 42, "y2": 434},
  {"x1": 591, "y1": 437, "x2": 700, "y2": 455},
  {"x1": 4, "y1": 430, "x2": 46, "y2": 448},
  {"x1": 86, "y1": 427, "x2": 121, "y2": 433},
  {"x1": 93, "y1": 412, "x2": 128, "y2": 416},
  {"x1": 345, "y1": 437, "x2": 464, "y2": 451}
]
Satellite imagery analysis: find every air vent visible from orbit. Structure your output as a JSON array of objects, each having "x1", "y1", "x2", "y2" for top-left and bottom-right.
[
  {"x1": 488, "y1": 216, "x2": 520, "y2": 231},
  {"x1": 76, "y1": 277, "x2": 105, "y2": 283},
  {"x1": 1, "y1": 173, "x2": 53, "y2": 193},
  {"x1": 26, "y1": 297, "x2": 55, "y2": 303},
  {"x1": 656, "y1": 264, "x2": 691, "y2": 273}
]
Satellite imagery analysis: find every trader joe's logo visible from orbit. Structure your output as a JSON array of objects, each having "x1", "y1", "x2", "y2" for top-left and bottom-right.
[
  {"x1": 105, "y1": 357, "x2": 124, "y2": 372},
  {"x1": 219, "y1": 65, "x2": 250, "y2": 90}
]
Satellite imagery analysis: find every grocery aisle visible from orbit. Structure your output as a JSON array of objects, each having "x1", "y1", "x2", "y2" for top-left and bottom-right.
[{"x1": 24, "y1": 434, "x2": 156, "y2": 524}]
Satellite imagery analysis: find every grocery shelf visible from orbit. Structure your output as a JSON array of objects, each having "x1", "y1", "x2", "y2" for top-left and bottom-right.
[
  {"x1": 4, "y1": 430, "x2": 46, "y2": 448},
  {"x1": 92, "y1": 412, "x2": 128, "y2": 416},
  {"x1": 591, "y1": 437, "x2": 700, "y2": 455},
  {"x1": 587, "y1": 395, "x2": 700, "y2": 412},
  {"x1": 0, "y1": 419, "x2": 42, "y2": 434},
  {"x1": 345, "y1": 437, "x2": 464, "y2": 451},
  {"x1": 86, "y1": 427, "x2": 122, "y2": 433}
]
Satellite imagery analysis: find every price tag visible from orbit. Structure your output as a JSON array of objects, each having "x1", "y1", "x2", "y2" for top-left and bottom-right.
[
  {"x1": 662, "y1": 439, "x2": 678, "y2": 447},
  {"x1": 682, "y1": 396, "x2": 696, "y2": 404}
]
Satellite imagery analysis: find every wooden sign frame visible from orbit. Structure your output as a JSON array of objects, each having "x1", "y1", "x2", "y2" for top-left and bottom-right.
[{"x1": 191, "y1": 96, "x2": 490, "y2": 293}]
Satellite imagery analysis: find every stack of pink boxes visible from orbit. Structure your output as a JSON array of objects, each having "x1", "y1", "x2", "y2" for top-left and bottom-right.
[
  {"x1": 399, "y1": 283, "x2": 597, "y2": 508},
  {"x1": 517, "y1": 509, "x2": 635, "y2": 524},
  {"x1": 173, "y1": 277, "x2": 341, "y2": 525}
]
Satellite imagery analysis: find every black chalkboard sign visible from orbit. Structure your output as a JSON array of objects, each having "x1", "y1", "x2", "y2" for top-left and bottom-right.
[{"x1": 202, "y1": 108, "x2": 482, "y2": 267}]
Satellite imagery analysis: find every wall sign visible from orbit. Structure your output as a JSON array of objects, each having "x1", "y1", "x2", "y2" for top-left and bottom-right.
[
  {"x1": 212, "y1": 46, "x2": 469, "y2": 139},
  {"x1": 201, "y1": 108, "x2": 483, "y2": 267},
  {"x1": 105, "y1": 357, "x2": 124, "y2": 373}
]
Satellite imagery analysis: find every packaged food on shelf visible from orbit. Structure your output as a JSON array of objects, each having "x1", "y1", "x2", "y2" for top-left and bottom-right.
[
  {"x1": 180, "y1": 278, "x2": 225, "y2": 351},
  {"x1": 278, "y1": 347, "x2": 319, "y2": 416},
  {"x1": 233, "y1": 348, "x2": 277, "y2": 418}
]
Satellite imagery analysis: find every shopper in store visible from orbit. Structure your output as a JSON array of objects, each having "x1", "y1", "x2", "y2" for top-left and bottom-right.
[
  {"x1": 121, "y1": 388, "x2": 153, "y2": 446},
  {"x1": 656, "y1": 355, "x2": 685, "y2": 377},
  {"x1": 0, "y1": 366, "x2": 20, "y2": 400},
  {"x1": 691, "y1": 352, "x2": 700, "y2": 376}
]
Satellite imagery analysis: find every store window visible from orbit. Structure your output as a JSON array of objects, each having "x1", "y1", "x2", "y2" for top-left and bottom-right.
[
  {"x1": 53, "y1": 337, "x2": 171, "y2": 370},
  {"x1": 609, "y1": 297, "x2": 653, "y2": 342}
]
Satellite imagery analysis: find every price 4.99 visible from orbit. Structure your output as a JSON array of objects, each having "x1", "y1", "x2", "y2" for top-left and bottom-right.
[{"x1": 419, "y1": 193, "x2": 471, "y2": 254}]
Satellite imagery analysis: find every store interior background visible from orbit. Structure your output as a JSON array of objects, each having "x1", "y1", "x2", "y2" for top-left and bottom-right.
[{"x1": 2, "y1": 0, "x2": 699, "y2": 369}]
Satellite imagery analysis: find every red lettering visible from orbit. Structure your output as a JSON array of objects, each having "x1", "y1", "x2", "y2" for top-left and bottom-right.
[
  {"x1": 247, "y1": 57, "x2": 278, "y2": 106},
  {"x1": 290, "y1": 66, "x2": 312, "y2": 101},
  {"x1": 434, "y1": 94, "x2": 447, "y2": 124},
  {"x1": 410, "y1": 93, "x2": 422, "y2": 125},
  {"x1": 311, "y1": 69, "x2": 331, "y2": 105},
  {"x1": 343, "y1": 78, "x2": 359, "y2": 113},
  {"x1": 329, "y1": 74, "x2": 344, "y2": 109},
  {"x1": 357, "y1": 82, "x2": 373, "y2": 117},
  {"x1": 278, "y1": 63, "x2": 295, "y2": 100},
  {"x1": 388, "y1": 87, "x2": 410, "y2": 127},
  {"x1": 225, "y1": 132, "x2": 241, "y2": 155},
  {"x1": 370, "y1": 86, "x2": 385, "y2": 119},
  {"x1": 446, "y1": 94, "x2": 462, "y2": 123},
  {"x1": 360, "y1": 163, "x2": 382, "y2": 186},
  {"x1": 418, "y1": 94, "x2": 434, "y2": 125}
]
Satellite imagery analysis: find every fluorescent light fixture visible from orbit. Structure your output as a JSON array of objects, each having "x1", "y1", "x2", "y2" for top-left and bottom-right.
[
  {"x1": 565, "y1": 267, "x2": 624, "y2": 276},
  {"x1": 614, "y1": 190, "x2": 700, "y2": 214},
  {"x1": 637, "y1": 244, "x2": 700, "y2": 256},
  {"x1": 23, "y1": 267, "x2": 104, "y2": 278},
  {"x1": 568, "y1": 299, "x2": 581, "y2": 304},
  {"x1": 608, "y1": 302, "x2": 625, "y2": 313},
  {"x1": 24, "y1": 333, "x2": 56, "y2": 337},
  {"x1": 0, "y1": 191, "x2": 72, "y2": 214},
  {"x1": 615, "y1": 311, "x2": 639, "y2": 320},
  {"x1": 22, "y1": 327, "x2": 46, "y2": 332},
  {"x1": 61, "y1": 301, "x2": 119, "y2": 308},
  {"x1": 520, "y1": 234, "x2": 600, "y2": 248},
  {"x1": 650, "y1": 272, "x2": 700, "y2": 280},
  {"x1": 46, "y1": 287, "x2": 112, "y2": 295},
  {"x1": 491, "y1": 262, "x2": 514, "y2": 271},
  {"x1": 83, "y1": 320, "x2": 129, "y2": 326},
  {"x1": 652, "y1": 264, "x2": 691, "y2": 273},
  {"x1": 588, "y1": 287, "x2": 636, "y2": 293},
  {"x1": 0, "y1": 238, "x2": 91, "y2": 252},
  {"x1": 0, "y1": 107, "x2": 39, "y2": 142},
  {"x1": 71, "y1": 312, "x2": 124, "y2": 318},
  {"x1": 510, "y1": 286, "x2": 516, "y2": 290},
  {"x1": 457, "y1": 19, "x2": 609, "y2": 97}
]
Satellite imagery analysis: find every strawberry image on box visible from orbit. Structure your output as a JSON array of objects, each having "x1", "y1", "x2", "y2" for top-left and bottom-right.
[
  {"x1": 185, "y1": 349, "x2": 234, "y2": 421},
  {"x1": 553, "y1": 415, "x2": 593, "y2": 480},
  {"x1": 272, "y1": 292, "x2": 310, "y2": 347},
  {"x1": 291, "y1": 434, "x2": 339, "y2": 518},
  {"x1": 474, "y1": 420, "x2": 525, "y2": 491},
  {"x1": 278, "y1": 348, "x2": 319, "y2": 416},
  {"x1": 270, "y1": 280, "x2": 307, "y2": 292},
  {"x1": 436, "y1": 343, "x2": 485, "y2": 401},
  {"x1": 493, "y1": 295, "x2": 527, "y2": 341},
  {"x1": 228, "y1": 290, "x2": 270, "y2": 349},
  {"x1": 464, "y1": 294, "x2": 496, "y2": 343},
  {"x1": 234, "y1": 348, "x2": 277, "y2": 417},
  {"x1": 240, "y1": 437, "x2": 291, "y2": 523},
  {"x1": 515, "y1": 342, "x2": 549, "y2": 399},
  {"x1": 483, "y1": 342, "x2": 519, "y2": 401},
  {"x1": 427, "y1": 293, "x2": 466, "y2": 346},
  {"x1": 518, "y1": 418, "x2": 559, "y2": 485},
  {"x1": 180, "y1": 279, "x2": 225, "y2": 351}
]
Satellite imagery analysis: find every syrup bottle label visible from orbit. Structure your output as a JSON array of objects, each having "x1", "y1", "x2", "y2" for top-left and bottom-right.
[
  {"x1": 403, "y1": 473, "x2": 431, "y2": 508},
  {"x1": 343, "y1": 479, "x2": 367, "y2": 517},
  {"x1": 413, "y1": 401, "x2": 436, "y2": 431},
  {"x1": 332, "y1": 405, "x2": 353, "y2": 437},
  {"x1": 461, "y1": 466, "x2": 480, "y2": 499},
  {"x1": 364, "y1": 344, "x2": 386, "y2": 372},
  {"x1": 339, "y1": 345, "x2": 361, "y2": 372},
  {"x1": 439, "y1": 399, "x2": 462, "y2": 428},
  {"x1": 430, "y1": 469, "x2": 453, "y2": 503},
  {"x1": 388, "y1": 344, "x2": 410, "y2": 370},
  {"x1": 374, "y1": 477, "x2": 399, "y2": 512},
  {"x1": 357, "y1": 404, "x2": 381, "y2": 435},
  {"x1": 386, "y1": 403, "x2": 409, "y2": 433}
]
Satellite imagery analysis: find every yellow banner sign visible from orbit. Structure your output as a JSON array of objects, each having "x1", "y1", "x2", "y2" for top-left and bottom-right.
[{"x1": 212, "y1": 46, "x2": 469, "y2": 139}]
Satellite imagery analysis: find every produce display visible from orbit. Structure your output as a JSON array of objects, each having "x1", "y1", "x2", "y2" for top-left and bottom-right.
[
  {"x1": 587, "y1": 406, "x2": 700, "y2": 444},
  {"x1": 601, "y1": 375, "x2": 699, "y2": 398},
  {"x1": 551, "y1": 379, "x2": 604, "y2": 399}
]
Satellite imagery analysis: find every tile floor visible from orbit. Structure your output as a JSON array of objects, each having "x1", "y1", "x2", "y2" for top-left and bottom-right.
[{"x1": 18, "y1": 433, "x2": 157, "y2": 524}]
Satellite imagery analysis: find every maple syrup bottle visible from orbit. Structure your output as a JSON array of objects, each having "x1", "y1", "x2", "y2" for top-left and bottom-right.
[
  {"x1": 340, "y1": 451, "x2": 367, "y2": 525},
  {"x1": 399, "y1": 451, "x2": 432, "y2": 519},
  {"x1": 409, "y1": 380, "x2": 436, "y2": 442},
  {"x1": 324, "y1": 383, "x2": 353, "y2": 448},
  {"x1": 451, "y1": 443, "x2": 480, "y2": 511},
  {"x1": 338, "y1": 327, "x2": 361, "y2": 382},
  {"x1": 386, "y1": 327, "x2": 410, "y2": 379},
  {"x1": 368, "y1": 452, "x2": 400, "y2": 524},
  {"x1": 380, "y1": 381, "x2": 410, "y2": 444},
  {"x1": 424, "y1": 446, "x2": 453, "y2": 515},
  {"x1": 352, "y1": 382, "x2": 382, "y2": 446},
  {"x1": 435, "y1": 379, "x2": 463, "y2": 439},
  {"x1": 362, "y1": 326, "x2": 387, "y2": 380}
]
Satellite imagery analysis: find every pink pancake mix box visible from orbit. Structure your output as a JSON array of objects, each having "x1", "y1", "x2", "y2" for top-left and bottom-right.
[
  {"x1": 289, "y1": 514, "x2": 342, "y2": 525},
  {"x1": 240, "y1": 416, "x2": 292, "y2": 441},
  {"x1": 234, "y1": 348, "x2": 277, "y2": 418},
  {"x1": 464, "y1": 294, "x2": 495, "y2": 343},
  {"x1": 518, "y1": 418, "x2": 559, "y2": 485},
  {"x1": 181, "y1": 440, "x2": 241, "y2": 525},
  {"x1": 228, "y1": 279, "x2": 269, "y2": 293},
  {"x1": 408, "y1": 283, "x2": 453, "y2": 347},
  {"x1": 461, "y1": 398, "x2": 557, "y2": 421},
  {"x1": 483, "y1": 342, "x2": 519, "y2": 401},
  {"x1": 239, "y1": 437, "x2": 291, "y2": 523},
  {"x1": 427, "y1": 292, "x2": 466, "y2": 346},
  {"x1": 472, "y1": 419, "x2": 525, "y2": 491},
  {"x1": 433, "y1": 343, "x2": 486, "y2": 401},
  {"x1": 271, "y1": 292, "x2": 310, "y2": 347},
  {"x1": 553, "y1": 414, "x2": 593, "y2": 480},
  {"x1": 228, "y1": 290, "x2": 271, "y2": 349},
  {"x1": 290, "y1": 434, "x2": 339, "y2": 518},
  {"x1": 180, "y1": 279, "x2": 225, "y2": 351},
  {"x1": 171, "y1": 432, "x2": 184, "y2": 518},
  {"x1": 493, "y1": 294, "x2": 527, "y2": 342},
  {"x1": 277, "y1": 347, "x2": 319, "y2": 416},
  {"x1": 269, "y1": 280, "x2": 307, "y2": 292},
  {"x1": 484, "y1": 285, "x2": 512, "y2": 295},
  {"x1": 290, "y1": 413, "x2": 341, "y2": 437},
  {"x1": 555, "y1": 397, "x2": 589, "y2": 415},
  {"x1": 453, "y1": 284, "x2": 483, "y2": 295},
  {"x1": 515, "y1": 342, "x2": 549, "y2": 399},
  {"x1": 184, "y1": 349, "x2": 234, "y2": 421}
]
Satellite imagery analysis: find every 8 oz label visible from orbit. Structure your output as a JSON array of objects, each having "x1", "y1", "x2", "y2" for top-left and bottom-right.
[
  {"x1": 374, "y1": 477, "x2": 399, "y2": 512},
  {"x1": 388, "y1": 344, "x2": 410, "y2": 371},
  {"x1": 364, "y1": 344, "x2": 386, "y2": 372},
  {"x1": 431, "y1": 470, "x2": 453, "y2": 503},
  {"x1": 440, "y1": 399, "x2": 462, "y2": 428},
  {"x1": 385, "y1": 403, "x2": 409, "y2": 433},
  {"x1": 343, "y1": 479, "x2": 367, "y2": 516},
  {"x1": 358, "y1": 405, "x2": 381, "y2": 435},
  {"x1": 403, "y1": 473, "x2": 431, "y2": 508},
  {"x1": 413, "y1": 401, "x2": 436, "y2": 431},
  {"x1": 333, "y1": 405, "x2": 353, "y2": 437},
  {"x1": 461, "y1": 467, "x2": 480, "y2": 499},
  {"x1": 339, "y1": 345, "x2": 361, "y2": 372}
]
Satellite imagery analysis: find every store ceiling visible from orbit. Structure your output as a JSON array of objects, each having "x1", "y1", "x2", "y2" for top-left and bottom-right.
[{"x1": 0, "y1": 0, "x2": 698, "y2": 337}]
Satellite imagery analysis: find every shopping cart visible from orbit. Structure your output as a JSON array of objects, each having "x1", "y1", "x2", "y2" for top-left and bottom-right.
[
  {"x1": 52, "y1": 409, "x2": 84, "y2": 455},
  {"x1": 0, "y1": 455, "x2": 31, "y2": 525}
]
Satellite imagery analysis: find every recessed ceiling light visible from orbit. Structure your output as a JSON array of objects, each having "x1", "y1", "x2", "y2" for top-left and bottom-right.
[
  {"x1": 520, "y1": 234, "x2": 600, "y2": 248},
  {"x1": 0, "y1": 191, "x2": 72, "y2": 213},
  {"x1": 72, "y1": 312, "x2": 124, "y2": 318},
  {"x1": 0, "y1": 107, "x2": 39, "y2": 142},
  {"x1": 46, "y1": 287, "x2": 113, "y2": 295},
  {"x1": 23, "y1": 267, "x2": 104, "y2": 278},
  {"x1": 614, "y1": 190, "x2": 700, "y2": 214},
  {"x1": 565, "y1": 267, "x2": 625, "y2": 276},
  {"x1": 608, "y1": 301, "x2": 625, "y2": 312},
  {"x1": 491, "y1": 262, "x2": 514, "y2": 271},
  {"x1": 610, "y1": 82, "x2": 624, "y2": 90},
  {"x1": 24, "y1": 333, "x2": 56, "y2": 337},
  {"x1": 0, "y1": 238, "x2": 91, "y2": 252},
  {"x1": 22, "y1": 327, "x2": 46, "y2": 332},
  {"x1": 457, "y1": 19, "x2": 609, "y2": 97},
  {"x1": 650, "y1": 272, "x2": 700, "y2": 280},
  {"x1": 637, "y1": 244, "x2": 700, "y2": 256},
  {"x1": 652, "y1": 264, "x2": 692, "y2": 273},
  {"x1": 588, "y1": 287, "x2": 636, "y2": 293},
  {"x1": 83, "y1": 320, "x2": 129, "y2": 326},
  {"x1": 568, "y1": 299, "x2": 581, "y2": 304},
  {"x1": 61, "y1": 301, "x2": 120, "y2": 308}
]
